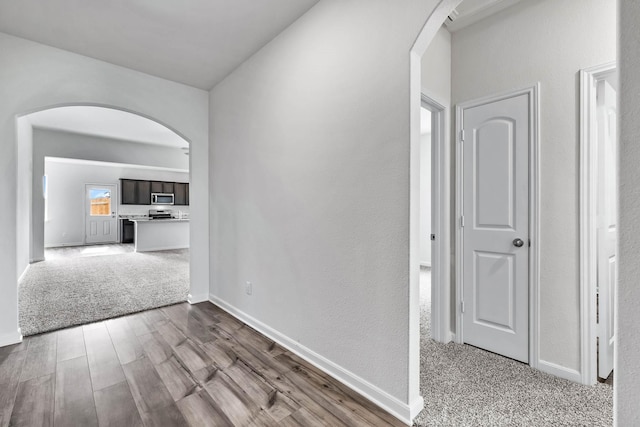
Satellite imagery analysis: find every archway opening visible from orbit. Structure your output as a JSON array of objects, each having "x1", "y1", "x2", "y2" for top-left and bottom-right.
[{"x1": 16, "y1": 104, "x2": 192, "y2": 336}]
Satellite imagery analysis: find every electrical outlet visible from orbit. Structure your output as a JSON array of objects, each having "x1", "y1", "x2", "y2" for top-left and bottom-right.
[{"x1": 245, "y1": 281, "x2": 252, "y2": 295}]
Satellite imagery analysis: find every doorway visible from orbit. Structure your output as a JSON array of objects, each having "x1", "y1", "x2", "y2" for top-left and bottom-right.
[
  {"x1": 455, "y1": 85, "x2": 539, "y2": 364},
  {"x1": 420, "y1": 95, "x2": 449, "y2": 342},
  {"x1": 580, "y1": 62, "x2": 617, "y2": 385},
  {"x1": 18, "y1": 105, "x2": 192, "y2": 336},
  {"x1": 85, "y1": 184, "x2": 118, "y2": 244}
]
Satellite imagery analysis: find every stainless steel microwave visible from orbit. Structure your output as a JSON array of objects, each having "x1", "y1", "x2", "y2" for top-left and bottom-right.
[{"x1": 151, "y1": 193, "x2": 174, "y2": 205}]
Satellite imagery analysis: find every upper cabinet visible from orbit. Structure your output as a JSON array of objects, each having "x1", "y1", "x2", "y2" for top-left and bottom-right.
[
  {"x1": 174, "y1": 182, "x2": 187, "y2": 205},
  {"x1": 162, "y1": 182, "x2": 174, "y2": 194},
  {"x1": 121, "y1": 179, "x2": 138, "y2": 204},
  {"x1": 121, "y1": 179, "x2": 189, "y2": 205}
]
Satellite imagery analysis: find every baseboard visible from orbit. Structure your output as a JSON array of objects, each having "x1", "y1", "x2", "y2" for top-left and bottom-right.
[
  {"x1": 29, "y1": 257, "x2": 45, "y2": 263},
  {"x1": 537, "y1": 360, "x2": 582, "y2": 383},
  {"x1": 209, "y1": 294, "x2": 415, "y2": 425},
  {"x1": 45, "y1": 242, "x2": 84, "y2": 248},
  {"x1": 187, "y1": 293, "x2": 209, "y2": 304},
  {"x1": 136, "y1": 245, "x2": 189, "y2": 252},
  {"x1": 420, "y1": 262, "x2": 431, "y2": 268},
  {"x1": 409, "y1": 396, "x2": 425, "y2": 420},
  {"x1": 18, "y1": 264, "x2": 30, "y2": 283},
  {"x1": 0, "y1": 329, "x2": 23, "y2": 348}
]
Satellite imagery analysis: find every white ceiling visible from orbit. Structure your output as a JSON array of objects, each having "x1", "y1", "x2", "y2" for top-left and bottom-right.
[
  {"x1": 46, "y1": 157, "x2": 188, "y2": 173},
  {"x1": 0, "y1": 0, "x2": 319, "y2": 90},
  {"x1": 27, "y1": 106, "x2": 189, "y2": 148},
  {"x1": 445, "y1": 0, "x2": 522, "y2": 32}
]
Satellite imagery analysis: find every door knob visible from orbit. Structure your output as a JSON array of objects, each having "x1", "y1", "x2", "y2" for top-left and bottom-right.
[{"x1": 513, "y1": 238, "x2": 524, "y2": 247}]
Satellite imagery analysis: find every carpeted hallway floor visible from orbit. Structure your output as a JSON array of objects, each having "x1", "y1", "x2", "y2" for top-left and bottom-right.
[
  {"x1": 19, "y1": 245, "x2": 189, "y2": 336},
  {"x1": 414, "y1": 267, "x2": 613, "y2": 426}
]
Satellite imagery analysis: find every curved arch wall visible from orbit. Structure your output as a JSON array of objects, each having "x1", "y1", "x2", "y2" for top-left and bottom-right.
[{"x1": 0, "y1": 32, "x2": 209, "y2": 349}]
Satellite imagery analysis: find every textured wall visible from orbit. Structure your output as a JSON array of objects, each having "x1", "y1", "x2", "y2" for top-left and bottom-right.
[
  {"x1": 0, "y1": 32, "x2": 209, "y2": 346},
  {"x1": 209, "y1": 0, "x2": 439, "y2": 416},
  {"x1": 617, "y1": 0, "x2": 640, "y2": 424},
  {"x1": 421, "y1": 26, "x2": 452, "y2": 106},
  {"x1": 451, "y1": 0, "x2": 615, "y2": 372}
]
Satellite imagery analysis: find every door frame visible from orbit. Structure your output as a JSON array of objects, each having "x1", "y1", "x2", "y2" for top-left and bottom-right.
[
  {"x1": 454, "y1": 84, "x2": 540, "y2": 370},
  {"x1": 579, "y1": 61, "x2": 617, "y2": 385},
  {"x1": 421, "y1": 94, "x2": 451, "y2": 342},
  {"x1": 84, "y1": 182, "x2": 119, "y2": 245}
]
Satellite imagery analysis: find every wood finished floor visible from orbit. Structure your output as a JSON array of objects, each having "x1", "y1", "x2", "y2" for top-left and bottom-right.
[{"x1": 0, "y1": 302, "x2": 403, "y2": 427}]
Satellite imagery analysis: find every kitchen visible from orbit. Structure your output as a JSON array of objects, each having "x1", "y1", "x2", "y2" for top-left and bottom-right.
[
  {"x1": 44, "y1": 156, "x2": 191, "y2": 254},
  {"x1": 118, "y1": 178, "x2": 190, "y2": 252}
]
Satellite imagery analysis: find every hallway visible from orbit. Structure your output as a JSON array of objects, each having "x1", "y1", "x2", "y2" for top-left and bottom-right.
[{"x1": 415, "y1": 268, "x2": 612, "y2": 426}]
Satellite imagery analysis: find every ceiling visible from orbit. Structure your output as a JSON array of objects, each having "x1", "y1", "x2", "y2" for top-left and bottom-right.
[
  {"x1": 445, "y1": 0, "x2": 522, "y2": 32},
  {"x1": 26, "y1": 106, "x2": 189, "y2": 148},
  {"x1": 0, "y1": 0, "x2": 319, "y2": 90},
  {"x1": 46, "y1": 157, "x2": 188, "y2": 173}
]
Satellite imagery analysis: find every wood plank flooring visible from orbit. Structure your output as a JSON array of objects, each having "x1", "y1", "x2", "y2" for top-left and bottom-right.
[{"x1": 0, "y1": 302, "x2": 404, "y2": 426}]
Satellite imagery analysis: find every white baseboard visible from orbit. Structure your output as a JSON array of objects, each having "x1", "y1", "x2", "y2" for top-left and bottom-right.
[
  {"x1": 537, "y1": 360, "x2": 582, "y2": 383},
  {"x1": 0, "y1": 329, "x2": 23, "y2": 348},
  {"x1": 136, "y1": 245, "x2": 189, "y2": 252},
  {"x1": 436, "y1": 330, "x2": 454, "y2": 343},
  {"x1": 187, "y1": 293, "x2": 209, "y2": 304},
  {"x1": 420, "y1": 262, "x2": 431, "y2": 268},
  {"x1": 18, "y1": 264, "x2": 30, "y2": 283},
  {"x1": 45, "y1": 241, "x2": 84, "y2": 248},
  {"x1": 409, "y1": 396, "x2": 425, "y2": 420},
  {"x1": 29, "y1": 257, "x2": 45, "y2": 263},
  {"x1": 209, "y1": 294, "x2": 415, "y2": 425}
]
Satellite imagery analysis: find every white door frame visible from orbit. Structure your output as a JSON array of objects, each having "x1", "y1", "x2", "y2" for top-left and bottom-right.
[
  {"x1": 579, "y1": 61, "x2": 616, "y2": 385},
  {"x1": 455, "y1": 84, "x2": 540, "y2": 370},
  {"x1": 84, "y1": 182, "x2": 118, "y2": 245},
  {"x1": 421, "y1": 94, "x2": 451, "y2": 342}
]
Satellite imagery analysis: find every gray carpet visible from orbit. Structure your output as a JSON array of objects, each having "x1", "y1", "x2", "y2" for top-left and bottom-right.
[
  {"x1": 414, "y1": 269, "x2": 613, "y2": 426},
  {"x1": 19, "y1": 249, "x2": 189, "y2": 336}
]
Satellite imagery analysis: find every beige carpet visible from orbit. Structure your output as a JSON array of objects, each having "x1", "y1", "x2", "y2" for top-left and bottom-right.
[
  {"x1": 19, "y1": 247, "x2": 189, "y2": 336},
  {"x1": 414, "y1": 268, "x2": 613, "y2": 426}
]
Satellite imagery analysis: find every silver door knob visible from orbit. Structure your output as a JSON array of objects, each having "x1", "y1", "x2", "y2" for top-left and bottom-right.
[{"x1": 513, "y1": 238, "x2": 524, "y2": 247}]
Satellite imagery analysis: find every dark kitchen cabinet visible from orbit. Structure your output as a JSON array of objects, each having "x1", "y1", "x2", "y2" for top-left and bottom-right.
[
  {"x1": 162, "y1": 182, "x2": 174, "y2": 194},
  {"x1": 120, "y1": 179, "x2": 151, "y2": 205},
  {"x1": 121, "y1": 219, "x2": 134, "y2": 243},
  {"x1": 174, "y1": 182, "x2": 187, "y2": 205},
  {"x1": 121, "y1": 179, "x2": 189, "y2": 205},
  {"x1": 121, "y1": 179, "x2": 138, "y2": 205},
  {"x1": 137, "y1": 180, "x2": 151, "y2": 204}
]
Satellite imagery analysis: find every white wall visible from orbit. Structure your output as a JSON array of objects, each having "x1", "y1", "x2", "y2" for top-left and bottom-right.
[
  {"x1": 32, "y1": 128, "x2": 189, "y2": 256},
  {"x1": 418, "y1": 26, "x2": 452, "y2": 270},
  {"x1": 451, "y1": 0, "x2": 615, "y2": 375},
  {"x1": 0, "y1": 31, "x2": 209, "y2": 348},
  {"x1": 421, "y1": 26, "x2": 452, "y2": 106},
  {"x1": 16, "y1": 120, "x2": 33, "y2": 283},
  {"x1": 44, "y1": 159, "x2": 189, "y2": 247},
  {"x1": 617, "y1": 0, "x2": 640, "y2": 424},
  {"x1": 419, "y1": 129, "x2": 432, "y2": 266},
  {"x1": 208, "y1": 0, "x2": 439, "y2": 421}
]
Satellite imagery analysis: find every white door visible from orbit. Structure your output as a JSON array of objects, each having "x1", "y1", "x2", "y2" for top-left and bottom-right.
[
  {"x1": 597, "y1": 80, "x2": 617, "y2": 380},
  {"x1": 85, "y1": 184, "x2": 118, "y2": 244},
  {"x1": 461, "y1": 92, "x2": 530, "y2": 363}
]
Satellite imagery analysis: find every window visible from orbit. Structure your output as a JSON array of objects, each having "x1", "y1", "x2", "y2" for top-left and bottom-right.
[{"x1": 89, "y1": 188, "x2": 111, "y2": 216}]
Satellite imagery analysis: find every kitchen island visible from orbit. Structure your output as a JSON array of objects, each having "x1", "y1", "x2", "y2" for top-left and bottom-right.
[{"x1": 130, "y1": 218, "x2": 189, "y2": 252}]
